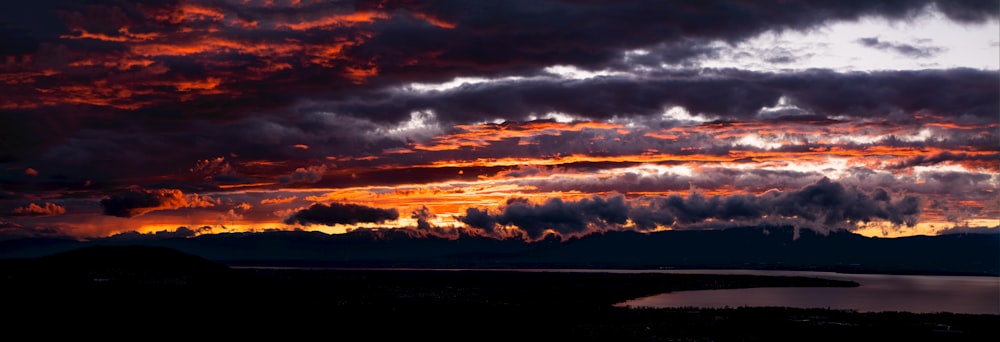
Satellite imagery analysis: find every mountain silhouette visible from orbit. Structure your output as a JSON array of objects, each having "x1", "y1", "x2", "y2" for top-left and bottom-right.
[
  {"x1": 1, "y1": 226, "x2": 996, "y2": 276},
  {"x1": 1, "y1": 244, "x2": 238, "y2": 291}
]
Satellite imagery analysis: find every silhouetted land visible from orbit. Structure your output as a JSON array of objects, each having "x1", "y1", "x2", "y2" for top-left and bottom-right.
[
  {"x1": 2, "y1": 245, "x2": 996, "y2": 341},
  {"x1": 3, "y1": 226, "x2": 997, "y2": 276}
]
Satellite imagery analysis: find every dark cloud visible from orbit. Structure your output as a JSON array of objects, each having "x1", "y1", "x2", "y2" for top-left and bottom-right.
[
  {"x1": 460, "y1": 207, "x2": 499, "y2": 233},
  {"x1": 100, "y1": 188, "x2": 218, "y2": 218},
  {"x1": 934, "y1": 0, "x2": 1000, "y2": 23},
  {"x1": 769, "y1": 177, "x2": 921, "y2": 227},
  {"x1": 284, "y1": 202, "x2": 399, "y2": 226},
  {"x1": 103, "y1": 226, "x2": 201, "y2": 241},
  {"x1": 277, "y1": 165, "x2": 328, "y2": 185},
  {"x1": 488, "y1": 195, "x2": 630, "y2": 239},
  {"x1": 772, "y1": 68, "x2": 998, "y2": 119},
  {"x1": 0, "y1": 0, "x2": 996, "y2": 239},
  {"x1": 936, "y1": 225, "x2": 1000, "y2": 235},
  {"x1": 411, "y1": 205, "x2": 433, "y2": 231},
  {"x1": 0, "y1": 223, "x2": 66, "y2": 242},
  {"x1": 321, "y1": 68, "x2": 998, "y2": 124},
  {"x1": 888, "y1": 151, "x2": 1000, "y2": 171},
  {"x1": 857, "y1": 37, "x2": 945, "y2": 58},
  {"x1": 356, "y1": 0, "x2": 990, "y2": 82},
  {"x1": 461, "y1": 178, "x2": 922, "y2": 239},
  {"x1": 0, "y1": 25, "x2": 41, "y2": 57},
  {"x1": 0, "y1": 220, "x2": 23, "y2": 229},
  {"x1": 1, "y1": 0, "x2": 995, "y2": 196},
  {"x1": 516, "y1": 167, "x2": 821, "y2": 195}
]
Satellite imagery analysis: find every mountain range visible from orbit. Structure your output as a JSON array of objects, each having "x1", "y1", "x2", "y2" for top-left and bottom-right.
[{"x1": 1, "y1": 226, "x2": 996, "y2": 276}]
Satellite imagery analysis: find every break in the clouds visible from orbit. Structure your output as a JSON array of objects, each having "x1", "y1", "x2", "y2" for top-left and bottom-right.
[{"x1": 0, "y1": 0, "x2": 997, "y2": 241}]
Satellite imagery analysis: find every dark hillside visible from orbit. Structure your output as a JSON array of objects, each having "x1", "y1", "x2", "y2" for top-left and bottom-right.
[
  {"x1": 1, "y1": 227, "x2": 997, "y2": 276},
  {"x1": 0, "y1": 245, "x2": 995, "y2": 341}
]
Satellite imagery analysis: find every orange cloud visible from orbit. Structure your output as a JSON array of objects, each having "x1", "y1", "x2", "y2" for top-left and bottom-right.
[
  {"x1": 100, "y1": 188, "x2": 219, "y2": 218},
  {"x1": 10, "y1": 202, "x2": 67, "y2": 216},
  {"x1": 60, "y1": 27, "x2": 160, "y2": 43},
  {"x1": 261, "y1": 196, "x2": 298, "y2": 205},
  {"x1": 345, "y1": 64, "x2": 379, "y2": 84},
  {"x1": 174, "y1": 77, "x2": 223, "y2": 92},
  {"x1": 0, "y1": 70, "x2": 59, "y2": 85},
  {"x1": 411, "y1": 12, "x2": 457, "y2": 29},
  {"x1": 276, "y1": 11, "x2": 389, "y2": 30},
  {"x1": 411, "y1": 120, "x2": 627, "y2": 151}
]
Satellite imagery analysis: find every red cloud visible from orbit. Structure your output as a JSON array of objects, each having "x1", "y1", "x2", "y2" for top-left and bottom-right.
[
  {"x1": 10, "y1": 202, "x2": 67, "y2": 216},
  {"x1": 100, "y1": 188, "x2": 218, "y2": 218}
]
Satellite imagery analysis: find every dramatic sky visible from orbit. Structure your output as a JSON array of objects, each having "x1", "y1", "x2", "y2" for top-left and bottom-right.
[{"x1": 1, "y1": 0, "x2": 998, "y2": 242}]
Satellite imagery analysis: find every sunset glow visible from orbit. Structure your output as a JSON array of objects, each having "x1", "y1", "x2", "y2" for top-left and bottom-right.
[{"x1": 1, "y1": 0, "x2": 997, "y2": 242}]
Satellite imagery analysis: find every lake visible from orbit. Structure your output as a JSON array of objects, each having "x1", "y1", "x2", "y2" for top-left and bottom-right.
[
  {"x1": 237, "y1": 266, "x2": 999, "y2": 315},
  {"x1": 614, "y1": 269, "x2": 1000, "y2": 315}
]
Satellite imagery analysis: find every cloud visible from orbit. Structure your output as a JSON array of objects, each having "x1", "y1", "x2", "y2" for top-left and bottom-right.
[
  {"x1": 768, "y1": 177, "x2": 920, "y2": 227},
  {"x1": 5, "y1": 0, "x2": 993, "y2": 122},
  {"x1": 934, "y1": 0, "x2": 1000, "y2": 23},
  {"x1": 856, "y1": 37, "x2": 945, "y2": 58},
  {"x1": 499, "y1": 195, "x2": 630, "y2": 239},
  {"x1": 321, "y1": 68, "x2": 998, "y2": 125},
  {"x1": 100, "y1": 188, "x2": 219, "y2": 218},
  {"x1": 461, "y1": 178, "x2": 922, "y2": 239},
  {"x1": 104, "y1": 226, "x2": 202, "y2": 241},
  {"x1": 887, "y1": 151, "x2": 1000, "y2": 171},
  {"x1": 411, "y1": 205, "x2": 433, "y2": 231},
  {"x1": 936, "y1": 226, "x2": 1000, "y2": 235},
  {"x1": 261, "y1": 196, "x2": 298, "y2": 205},
  {"x1": 460, "y1": 207, "x2": 499, "y2": 234},
  {"x1": 0, "y1": 0, "x2": 995, "y2": 240},
  {"x1": 461, "y1": 194, "x2": 630, "y2": 239},
  {"x1": 1, "y1": 1, "x2": 995, "y2": 195},
  {"x1": 0, "y1": 220, "x2": 23, "y2": 230},
  {"x1": 278, "y1": 165, "x2": 328, "y2": 184},
  {"x1": 9, "y1": 202, "x2": 66, "y2": 216},
  {"x1": 283, "y1": 202, "x2": 399, "y2": 226}
]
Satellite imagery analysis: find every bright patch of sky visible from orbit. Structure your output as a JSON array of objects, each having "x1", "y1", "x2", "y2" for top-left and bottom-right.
[
  {"x1": 527, "y1": 111, "x2": 578, "y2": 123},
  {"x1": 698, "y1": 11, "x2": 999, "y2": 72},
  {"x1": 725, "y1": 155, "x2": 853, "y2": 180},
  {"x1": 395, "y1": 10, "x2": 997, "y2": 115},
  {"x1": 400, "y1": 76, "x2": 528, "y2": 93},
  {"x1": 735, "y1": 133, "x2": 785, "y2": 150},
  {"x1": 608, "y1": 164, "x2": 696, "y2": 178},
  {"x1": 542, "y1": 65, "x2": 628, "y2": 79},
  {"x1": 661, "y1": 106, "x2": 714, "y2": 124},
  {"x1": 383, "y1": 110, "x2": 443, "y2": 139}
]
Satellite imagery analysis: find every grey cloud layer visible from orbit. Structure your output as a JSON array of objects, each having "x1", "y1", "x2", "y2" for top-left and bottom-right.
[
  {"x1": 2, "y1": 0, "x2": 996, "y2": 191},
  {"x1": 461, "y1": 178, "x2": 922, "y2": 239},
  {"x1": 857, "y1": 37, "x2": 946, "y2": 58},
  {"x1": 1, "y1": 0, "x2": 997, "y2": 240},
  {"x1": 284, "y1": 202, "x2": 400, "y2": 226},
  {"x1": 324, "y1": 68, "x2": 998, "y2": 124}
]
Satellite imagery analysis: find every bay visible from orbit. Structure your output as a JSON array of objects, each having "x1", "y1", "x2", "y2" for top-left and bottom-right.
[{"x1": 615, "y1": 269, "x2": 1000, "y2": 315}]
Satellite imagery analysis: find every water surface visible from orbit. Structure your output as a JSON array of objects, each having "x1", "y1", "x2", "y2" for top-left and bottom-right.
[{"x1": 616, "y1": 269, "x2": 999, "y2": 315}]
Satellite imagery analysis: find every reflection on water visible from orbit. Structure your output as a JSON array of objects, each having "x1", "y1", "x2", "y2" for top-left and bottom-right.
[
  {"x1": 239, "y1": 266, "x2": 998, "y2": 314},
  {"x1": 616, "y1": 269, "x2": 1000, "y2": 315}
]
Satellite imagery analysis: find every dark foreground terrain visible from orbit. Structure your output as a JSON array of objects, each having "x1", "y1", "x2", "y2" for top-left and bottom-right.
[
  {"x1": 4, "y1": 227, "x2": 998, "y2": 276},
  {"x1": 2, "y1": 245, "x2": 996, "y2": 341}
]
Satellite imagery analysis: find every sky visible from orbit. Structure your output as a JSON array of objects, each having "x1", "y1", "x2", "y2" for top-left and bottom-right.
[{"x1": 1, "y1": 0, "x2": 998, "y2": 242}]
